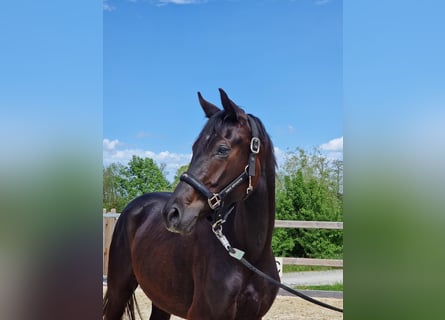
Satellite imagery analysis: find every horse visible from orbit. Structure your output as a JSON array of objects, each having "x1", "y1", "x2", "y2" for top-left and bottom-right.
[{"x1": 103, "y1": 88, "x2": 279, "y2": 320}]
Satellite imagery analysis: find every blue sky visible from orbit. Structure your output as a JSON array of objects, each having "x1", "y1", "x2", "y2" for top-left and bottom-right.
[
  {"x1": 103, "y1": 0, "x2": 342, "y2": 181},
  {"x1": 1, "y1": 2, "x2": 444, "y2": 316}
]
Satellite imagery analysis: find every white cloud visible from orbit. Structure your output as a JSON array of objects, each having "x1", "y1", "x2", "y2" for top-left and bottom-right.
[
  {"x1": 103, "y1": 139, "x2": 191, "y2": 182},
  {"x1": 156, "y1": 0, "x2": 207, "y2": 5},
  {"x1": 319, "y1": 137, "x2": 343, "y2": 161},
  {"x1": 320, "y1": 137, "x2": 343, "y2": 152},
  {"x1": 135, "y1": 130, "x2": 153, "y2": 139},
  {"x1": 103, "y1": 0, "x2": 115, "y2": 11},
  {"x1": 314, "y1": 0, "x2": 331, "y2": 5},
  {"x1": 103, "y1": 138, "x2": 120, "y2": 150}
]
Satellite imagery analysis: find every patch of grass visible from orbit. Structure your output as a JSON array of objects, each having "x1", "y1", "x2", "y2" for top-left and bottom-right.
[
  {"x1": 294, "y1": 283, "x2": 343, "y2": 291},
  {"x1": 283, "y1": 265, "x2": 342, "y2": 273}
]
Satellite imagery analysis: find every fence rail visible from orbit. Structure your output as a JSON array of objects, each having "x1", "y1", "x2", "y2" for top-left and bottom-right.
[
  {"x1": 274, "y1": 220, "x2": 343, "y2": 268},
  {"x1": 103, "y1": 211, "x2": 343, "y2": 275},
  {"x1": 274, "y1": 220, "x2": 343, "y2": 230},
  {"x1": 281, "y1": 257, "x2": 343, "y2": 268}
]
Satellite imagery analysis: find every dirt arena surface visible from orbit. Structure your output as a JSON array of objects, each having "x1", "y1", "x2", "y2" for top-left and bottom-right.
[{"x1": 105, "y1": 287, "x2": 343, "y2": 319}]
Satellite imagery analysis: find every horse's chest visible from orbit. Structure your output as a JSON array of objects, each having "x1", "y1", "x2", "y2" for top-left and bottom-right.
[
  {"x1": 236, "y1": 283, "x2": 264, "y2": 315},
  {"x1": 240, "y1": 282, "x2": 260, "y2": 301}
]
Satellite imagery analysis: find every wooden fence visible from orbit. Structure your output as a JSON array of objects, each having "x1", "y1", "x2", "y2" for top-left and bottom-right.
[
  {"x1": 103, "y1": 211, "x2": 343, "y2": 276},
  {"x1": 274, "y1": 220, "x2": 343, "y2": 268},
  {"x1": 103, "y1": 209, "x2": 119, "y2": 276}
]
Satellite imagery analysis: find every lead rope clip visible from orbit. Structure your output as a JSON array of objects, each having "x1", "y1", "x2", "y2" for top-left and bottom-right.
[
  {"x1": 212, "y1": 221, "x2": 245, "y2": 259},
  {"x1": 246, "y1": 175, "x2": 253, "y2": 194}
]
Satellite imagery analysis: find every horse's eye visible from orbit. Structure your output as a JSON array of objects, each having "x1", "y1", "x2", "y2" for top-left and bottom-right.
[{"x1": 215, "y1": 145, "x2": 231, "y2": 157}]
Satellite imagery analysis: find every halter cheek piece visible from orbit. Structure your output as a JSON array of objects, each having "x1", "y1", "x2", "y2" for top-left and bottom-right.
[{"x1": 179, "y1": 115, "x2": 261, "y2": 225}]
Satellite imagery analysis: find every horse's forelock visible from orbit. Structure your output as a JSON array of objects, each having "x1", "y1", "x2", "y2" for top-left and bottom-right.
[
  {"x1": 193, "y1": 111, "x2": 224, "y2": 152},
  {"x1": 193, "y1": 111, "x2": 276, "y2": 171}
]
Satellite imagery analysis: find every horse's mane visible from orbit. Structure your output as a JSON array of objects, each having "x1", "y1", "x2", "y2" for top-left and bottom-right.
[{"x1": 246, "y1": 113, "x2": 277, "y2": 172}]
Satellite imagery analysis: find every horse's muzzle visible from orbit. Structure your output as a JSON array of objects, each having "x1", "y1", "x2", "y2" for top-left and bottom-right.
[
  {"x1": 163, "y1": 204, "x2": 199, "y2": 235},
  {"x1": 164, "y1": 206, "x2": 181, "y2": 233}
]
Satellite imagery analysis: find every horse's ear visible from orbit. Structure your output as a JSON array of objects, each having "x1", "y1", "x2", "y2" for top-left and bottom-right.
[
  {"x1": 218, "y1": 88, "x2": 246, "y2": 121},
  {"x1": 198, "y1": 92, "x2": 220, "y2": 118}
]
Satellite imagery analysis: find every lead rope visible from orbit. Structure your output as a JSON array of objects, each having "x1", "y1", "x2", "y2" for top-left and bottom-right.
[{"x1": 212, "y1": 222, "x2": 343, "y2": 314}]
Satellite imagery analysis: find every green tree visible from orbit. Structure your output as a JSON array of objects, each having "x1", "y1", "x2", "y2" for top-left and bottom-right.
[
  {"x1": 103, "y1": 156, "x2": 171, "y2": 212},
  {"x1": 103, "y1": 163, "x2": 127, "y2": 211},
  {"x1": 170, "y1": 164, "x2": 189, "y2": 190},
  {"x1": 331, "y1": 159, "x2": 343, "y2": 195},
  {"x1": 273, "y1": 148, "x2": 343, "y2": 259},
  {"x1": 120, "y1": 156, "x2": 171, "y2": 202}
]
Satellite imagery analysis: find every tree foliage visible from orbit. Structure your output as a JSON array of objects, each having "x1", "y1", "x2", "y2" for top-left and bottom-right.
[
  {"x1": 103, "y1": 163, "x2": 127, "y2": 212},
  {"x1": 120, "y1": 156, "x2": 170, "y2": 200},
  {"x1": 170, "y1": 164, "x2": 189, "y2": 189},
  {"x1": 103, "y1": 156, "x2": 171, "y2": 212},
  {"x1": 272, "y1": 148, "x2": 343, "y2": 259}
]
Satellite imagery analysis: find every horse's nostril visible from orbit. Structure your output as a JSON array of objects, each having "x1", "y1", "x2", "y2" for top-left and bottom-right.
[{"x1": 166, "y1": 207, "x2": 180, "y2": 225}]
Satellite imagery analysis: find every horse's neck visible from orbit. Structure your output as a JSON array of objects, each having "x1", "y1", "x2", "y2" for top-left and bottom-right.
[{"x1": 233, "y1": 176, "x2": 275, "y2": 261}]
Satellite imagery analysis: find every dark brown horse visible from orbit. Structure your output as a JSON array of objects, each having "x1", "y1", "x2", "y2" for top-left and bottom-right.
[{"x1": 103, "y1": 89, "x2": 279, "y2": 319}]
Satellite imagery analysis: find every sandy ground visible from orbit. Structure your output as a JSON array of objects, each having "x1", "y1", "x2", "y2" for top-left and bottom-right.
[{"x1": 105, "y1": 287, "x2": 343, "y2": 320}]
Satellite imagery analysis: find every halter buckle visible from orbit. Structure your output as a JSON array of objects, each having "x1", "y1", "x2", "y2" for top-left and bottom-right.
[
  {"x1": 208, "y1": 193, "x2": 222, "y2": 210},
  {"x1": 250, "y1": 137, "x2": 261, "y2": 154}
]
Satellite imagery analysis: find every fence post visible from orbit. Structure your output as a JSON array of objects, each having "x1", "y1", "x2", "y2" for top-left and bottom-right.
[{"x1": 103, "y1": 209, "x2": 119, "y2": 276}]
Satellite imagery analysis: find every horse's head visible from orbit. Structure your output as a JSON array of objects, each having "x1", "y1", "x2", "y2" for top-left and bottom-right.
[{"x1": 163, "y1": 89, "x2": 263, "y2": 234}]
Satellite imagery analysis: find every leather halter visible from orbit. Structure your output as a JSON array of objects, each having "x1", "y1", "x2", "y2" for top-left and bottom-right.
[
  {"x1": 180, "y1": 114, "x2": 344, "y2": 314},
  {"x1": 179, "y1": 115, "x2": 261, "y2": 224}
]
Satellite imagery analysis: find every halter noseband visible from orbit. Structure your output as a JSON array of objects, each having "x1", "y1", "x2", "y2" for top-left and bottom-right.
[{"x1": 179, "y1": 115, "x2": 261, "y2": 224}]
